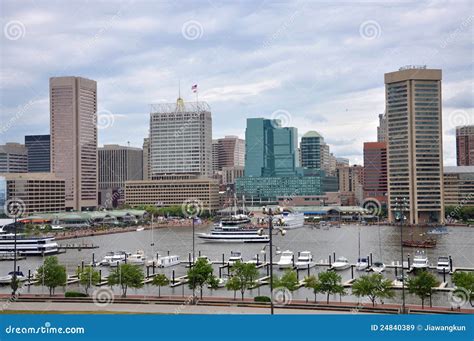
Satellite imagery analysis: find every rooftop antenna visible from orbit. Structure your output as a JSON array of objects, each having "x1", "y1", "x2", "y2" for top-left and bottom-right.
[{"x1": 176, "y1": 79, "x2": 185, "y2": 111}]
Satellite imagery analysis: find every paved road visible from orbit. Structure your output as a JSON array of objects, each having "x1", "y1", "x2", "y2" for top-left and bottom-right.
[{"x1": 3, "y1": 301, "x2": 363, "y2": 314}]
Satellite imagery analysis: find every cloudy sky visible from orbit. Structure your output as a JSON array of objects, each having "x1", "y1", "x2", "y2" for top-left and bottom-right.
[{"x1": 0, "y1": 0, "x2": 472, "y2": 165}]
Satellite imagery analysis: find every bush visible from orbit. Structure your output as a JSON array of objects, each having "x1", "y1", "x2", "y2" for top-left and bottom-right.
[
  {"x1": 65, "y1": 291, "x2": 88, "y2": 298},
  {"x1": 254, "y1": 296, "x2": 271, "y2": 303}
]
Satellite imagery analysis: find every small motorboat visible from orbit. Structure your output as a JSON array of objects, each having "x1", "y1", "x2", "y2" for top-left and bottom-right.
[
  {"x1": 277, "y1": 250, "x2": 294, "y2": 269},
  {"x1": 355, "y1": 257, "x2": 369, "y2": 271},
  {"x1": 228, "y1": 251, "x2": 243, "y2": 265},
  {"x1": 246, "y1": 254, "x2": 262, "y2": 265},
  {"x1": 127, "y1": 250, "x2": 147, "y2": 265},
  {"x1": 331, "y1": 257, "x2": 350, "y2": 270},
  {"x1": 412, "y1": 250, "x2": 429, "y2": 270},
  {"x1": 371, "y1": 261, "x2": 386, "y2": 273},
  {"x1": 0, "y1": 271, "x2": 27, "y2": 284},
  {"x1": 436, "y1": 256, "x2": 450, "y2": 273},
  {"x1": 295, "y1": 251, "x2": 314, "y2": 269},
  {"x1": 136, "y1": 227, "x2": 145, "y2": 232}
]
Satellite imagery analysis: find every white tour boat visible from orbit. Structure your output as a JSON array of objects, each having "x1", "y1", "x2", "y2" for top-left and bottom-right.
[
  {"x1": 102, "y1": 251, "x2": 130, "y2": 267},
  {"x1": 198, "y1": 224, "x2": 270, "y2": 243},
  {"x1": 412, "y1": 250, "x2": 429, "y2": 270},
  {"x1": 295, "y1": 251, "x2": 314, "y2": 269},
  {"x1": 331, "y1": 257, "x2": 351, "y2": 270},
  {"x1": 0, "y1": 231, "x2": 58, "y2": 256},
  {"x1": 277, "y1": 250, "x2": 294, "y2": 269},
  {"x1": 355, "y1": 257, "x2": 369, "y2": 271},
  {"x1": 146, "y1": 254, "x2": 180, "y2": 268}
]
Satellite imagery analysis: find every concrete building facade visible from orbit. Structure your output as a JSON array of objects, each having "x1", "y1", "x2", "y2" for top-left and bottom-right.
[
  {"x1": 385, "y1": 67, "x2": 444, "y2": 224},
  {"x1": 0, "y1": 143, "x2": 27, "y2": 173},
  {"x1": 0, "y1": 173, "x2": 65, "y2": 215},
  {"x1": 50, "y1": 76, "x2": 98, "y2": 211},
  {"x1": 456, "y1": 125, "x2": 474, "y2": 166}
]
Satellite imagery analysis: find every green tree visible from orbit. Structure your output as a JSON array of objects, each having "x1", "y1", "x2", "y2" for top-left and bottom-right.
[
  {"x1": 35, "y1": 256, "x2": 67, "y2": 296},
  {"x1": 207, "y1": 276, "x2": 220, "y2": 294},
  {"x1": 317, "y1": 271, "x2": 345, "y2": 304},
  {"x1": 452, "y1": 271, "x2": 474, "y2": 307},
  {"x1": 187, "y1": 258, "x2": 214, "y2": 299},
  {"x1": 76, "y1": 266, "x2": 101, "y2": 295},
  {"x1": 225, "y1": 276, "x2": 241, "y2": 300},
  {"x1": 352, "y1": 273, "x2": 394, "y2": 307},
  {"x1": 407, "y1": 271, "x2": 439, "y2": 309},
  {"x1": 230, "y1": 261, "x2": 259, "y2": 300},
  {"x1": 274, "y1": 269, "x2": 299, "y2": 292},
  {"x1": 108, "y1": 263, "x2": 144, "y2": 297},
  {"x1": 151, "y1": 273, "x2": 169, "y2": 297},
  {"x1": 304, "y1": 275, "x2": 320, "y2": 302}
]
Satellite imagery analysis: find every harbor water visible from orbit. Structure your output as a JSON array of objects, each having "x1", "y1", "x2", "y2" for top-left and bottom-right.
[{"x1": 1, "y1": 224, "x2": 473, "y2": 308}]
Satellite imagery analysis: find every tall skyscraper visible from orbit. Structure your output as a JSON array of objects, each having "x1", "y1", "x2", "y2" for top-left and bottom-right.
[
  {"x1": 0, "y1": 143, "x2": 27, "y2": 173},
  {"x1": 214, "y1": 135, "x2": 245, "y2": 171},
  {"x1": 244, "y1": 118, "x2": 298, "y2": 177},
  {"x1": 212, "y1": 139, "x2": 219, "y2": 173},
  {"x1": 25, "y1": 135, "x2": 50, "y2": 172},
  {"x1": 320, "y1": 143, "x2": 331, "y2": 175},
  {"x1": 300, "y1": 131, "x2": 323, "y2": 169},
  {"x1": 149, "y1": 98, "x2": 212, "y2": 178},
  {"x1": 456, "y1": 125, "x2": 474, "y2": 166},
  {"x1": 50, "y1": 76, "x2": 97, "y2": 211},
  {"x1": 142, "y1": 137, "x2": 150, "y2": 180},
  {"x1": 98, "y1": 144, "x2": 143, "y2": 208},
  {"x1": 377, "y1": 113, "x2": 387, "y2": 142},
  {"x1": 385, "y1": 67, "x2": 444, "y2": 224},
  {"x1": 363, "y1": 142, "x2": 387, "y2": 206}
]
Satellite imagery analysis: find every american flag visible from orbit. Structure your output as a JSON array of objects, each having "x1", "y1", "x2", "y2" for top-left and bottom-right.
[{"x1": 191, "y1": 84, "x2": 198, "y2": 93}]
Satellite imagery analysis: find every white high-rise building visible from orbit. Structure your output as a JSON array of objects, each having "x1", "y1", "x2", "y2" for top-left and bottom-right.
[{"x1": 149, "y1": 98, "x2": 212, "y2": 178}]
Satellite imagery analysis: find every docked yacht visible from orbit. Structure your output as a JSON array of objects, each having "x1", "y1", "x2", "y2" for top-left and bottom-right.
[
  {"x1": 127, "y1": 250, "x2": 147, "y2": 265},
  {"x1": 436, "y1": 256, "x2": 450, "y2": 273},
  {"x1": 331, "y1": 257, "x2": 351, "y2": 270},
  {"x1": 277, "y1": 250, "x2": 294, "y2": 269},
  {"x1": 198, "y1": 224, "x2": 269, "y2": 243},
  {"x1": 146, "y1": 254, "x2": 180, "y2": 268},
  {"x1": 273, "y1": 210, "x2": 305, "y2": 229},
  {"x1": 228, "y1": 251, "x2": 243, "y2": 265},
  {"x1": 101, "y1": 251, "x2": 130, "y2": 267},
  {"x1": 0, "y1": 232, "x2": 58, "y2": 256},
  {"x1": 295, "y1": 251, "x2": 314, "y2": 269},
  {"x1": 355, "y1": 257, "x2": 369, "y2": 271},
  {"x1": 412, "y1": 250, "x2": 429, "y2": 270},
  {"x1": 371, "y1": 261, "x2": 386, "y2": 273},
  {"x1": 0, "y1": 271, "x2": 27, "y2": 284}
]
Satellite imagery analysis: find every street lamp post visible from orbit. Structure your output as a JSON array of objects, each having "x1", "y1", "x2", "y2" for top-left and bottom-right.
[
  {"x1": 394, "y1": 197, "x2": 408, "y2": 313},
  {"x1": 260, "y1": 206, "x2": 286, "y2": 315}
]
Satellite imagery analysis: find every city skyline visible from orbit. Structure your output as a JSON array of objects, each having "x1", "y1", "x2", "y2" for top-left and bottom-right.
[{"x1": 1, "y1": 1, "x2": 472, "y2": 166}]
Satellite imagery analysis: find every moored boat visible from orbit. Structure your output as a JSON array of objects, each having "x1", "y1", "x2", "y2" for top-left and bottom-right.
[
  {"x1": 412, "y1": 250, "x2": 429, "y2": 269},
  {"x1": 277, "y1": 250, "x2": 294, "y2": 269},
  {"x1": 331, "y1": 257, "x2": 350, "y2": 270},
  {"x1": 295, "y1": 251, "x2": 314, "y2": 269}
]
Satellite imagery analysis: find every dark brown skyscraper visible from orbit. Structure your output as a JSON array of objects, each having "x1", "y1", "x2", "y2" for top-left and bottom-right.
[{"x1": 363, "y1": 142, "x2": 387, "y2": 206}]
